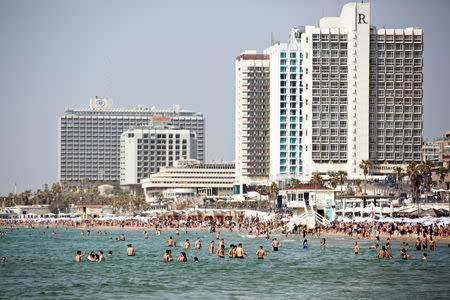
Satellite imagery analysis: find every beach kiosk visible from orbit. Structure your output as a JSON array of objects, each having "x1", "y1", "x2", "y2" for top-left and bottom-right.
[{"x1": 285, "y1": 184, "x2": 335, "y2": 229}]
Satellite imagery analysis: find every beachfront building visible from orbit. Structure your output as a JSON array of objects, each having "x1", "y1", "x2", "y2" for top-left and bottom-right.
[
  {"x1": 234, "y1": 51, "x2": 271, "y2": 196},
  {"x1": 422, "y1": 140, "x2": 440, "y2": 163},
  {"x1": 141, "y1": 159, "x2": 235, "y2": 203},
  {"x1": 58, "y1": 98, "x2": 205, "y2": 187},
  {"x1": 77, "y1": 203, "x2": 113, "y2": 219},
  {"x1": 120, "y1": 125, "x2": 197, "y2": 191},
  {"x1": 284, "y1": 184, "x2": 335, "y2": 228},
  {"x1": 264, "y1": 27, "x2": 305, "y2": 184},
  {"x1": 301, "y1": 2, "x2": 423, "y2": 180},
  {"x1": 432, "y1": 131, "x2": 450, "y2": 190}
]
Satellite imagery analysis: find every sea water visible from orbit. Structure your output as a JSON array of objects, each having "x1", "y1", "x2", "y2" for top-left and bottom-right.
[{"x1": 0, "y1": 227, "x2": 449, "y2": 299}]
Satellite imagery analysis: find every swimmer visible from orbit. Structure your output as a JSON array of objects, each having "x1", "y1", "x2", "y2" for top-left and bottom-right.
[
  {"x1": 386, "y1": 238, "x2": 391, "y2": 250},
  {"x1": 236, "y1": 243, "x2": 247, "y2": 258},
  {"x1": 415, "y1": 237, "x2": 422, "y2": 251},
  {"x1": 108, "y1": 251, "x2": 113, "y2": 256},
  {"x1": 75, "y1": 250, "x2": 86, "y2": 262},
  {"x1": 163, "y1": 250, "x2": 173, "y2": 262},
  {"x1": 429, "y1": 237, "x2": 436, "y2": 251},
  {"x1": 178, "y1": 252, "x2": 188, "y2": 262},
  {"x1": 195, "y1": 238, "x2": 202, "y2": 249},
  {"x1": 400, "y1": 248, "x2": 410, "y2": 260},
  {"x1": 377, "y1": 246, "x2": 392, "y2": 259},
  {"x1": 88, "y1": 251, "x2": 97, "y2": 261},
  {"x1": 272, "y1": 238, "x2": 280, "y2": 251},
  {"x1": 2, "y1": 256, "x2": 6, "y2": 262},
  {"x1": 193, "y1": 257, "x2": 199, "y2": 262},
  {"x1": 321, "y1": 238, "x2": 326, "y2": 250},
  {"x1": 228, "y1": 245, "x2": 235, "y2": 258},
  {"x1": 127, "y1": 244, "x2": 135, "y2": 256},
  {"x1": 303, "y1": 239, "x2": 308, "y2": 249},
  {"x1": 216, "y1": 232, "x2": 221, "y2": 240},
  {"x1": 369, "y1": 244, "x2": 379, "y2": 250},
  {"x1": 256, "y1": 246, "x2": 267, "y2": 259},
  {"x1": 176, "y1": 229, "x2": 180, "y2": 235},
  {"x1": 98, "y1": 251, "x2": 105, "y2": 261},
  {"x1": 120, "y1": 234, "x2": 126, "y2": 241},
  {"x1": 209, "y1": 241, "x2": 215, "y2": 254},
  {"x1": 354, "y1": 242, "x2": 360, "y2": 254},
  {"x1": 184, "y1": 239, "x2": 191, "y2": 249},
  {"x1": 143, "y1": 231, "x2": 149, "y2": 239},
  {"x1": 216, "y1": 244, "x2": 225, "y2": 258},
  {"x1": 162, "y1": 237, "x2": 176, "y2": 247},
  {"x1": 422, "y1": 252, "x2": 428, "y2": 260}
]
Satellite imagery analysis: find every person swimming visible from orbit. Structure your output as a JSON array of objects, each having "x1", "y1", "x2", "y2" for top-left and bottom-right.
[
  {"x1": 272, "y1": 238, "x2": 280, "y2": 251},
  {"x1": 303, "y1": 239, "x2": 308, "y2": 249},
  {"x1": 256, "y1": 246, "x2": 267, "y2": 259},
  {"x1": 178, "y1": 252, "x2": 188, "y2": 262}
]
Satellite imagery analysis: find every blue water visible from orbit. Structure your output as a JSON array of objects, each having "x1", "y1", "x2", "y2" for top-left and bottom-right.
[{"x1": 0, "y1": 227, "x2": 449, "y2": 299}]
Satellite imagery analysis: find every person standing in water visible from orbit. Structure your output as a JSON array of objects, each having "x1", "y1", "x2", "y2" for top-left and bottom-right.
[
  {"x1": 321, "y1": 238, "x2": 326, "y2": 250},
  {"x1": 163, "y1": 250, "x2": 173, "y2": 262},
  {"x1": 75, "y1": 251, "x2": 86, "y2": 262},
  {"x1": 209, "y1": 241, "x2": 215, "y2": 254},
  {"x1": 216, "y1": 244, "x2": 225, "y2": 258},
  {"x1": 354, "y1": 242, "x2": 360, "y2": 254},
  {"x1": 195, "y1": 238, "x2": 202, "y2": 249},
  {"x1": 184, "y1": 239, "x2": 191, "y2": 249},
  {"x1": 303, "y1": 239, "x2": 308, "y2": 249},
  {"x1": 272, "y1": 238, "x2": 280, "y2": 251},
  {"x1": 256, "y1": 246, "x2": 267, "y2": 259},
  {"x1": 127, "y1": 244, "x2": 135, "y2": 256},
  {"x1": 236, "y1": 243, "x2": 247, "y2": 258}
]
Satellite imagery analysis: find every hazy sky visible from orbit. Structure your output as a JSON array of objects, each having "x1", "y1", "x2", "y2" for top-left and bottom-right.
[{"x1": 1, "y1": 0, "x2": 449, "y2": 194}]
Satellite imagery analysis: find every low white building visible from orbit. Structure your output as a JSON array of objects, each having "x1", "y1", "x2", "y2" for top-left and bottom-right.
[
  {"x1": 285, "y1": 184, "x2": 335, "y2": 228},
  {"x1": 141, "y1": 159, "x2": 235, "y2": 202}
]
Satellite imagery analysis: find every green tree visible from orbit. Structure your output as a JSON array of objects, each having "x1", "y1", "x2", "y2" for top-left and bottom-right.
[
  {"x1": 309, "y1": 173, "x2": 323, "y2": 185},
  {"x1": 269, "y1": 182, "x2": 279, "y2": 211},
  {"x1": 393, "y1": 167, "x2": 405, "y2": 197},
  {"x1": 435, "y1": 166, "x2": 449, "y2": 189},
  {"x1": 359, "y1": 160, "x2": 372, "y2": 194},
  {"x1": 337, "y1": 170, "x2": 347, "y2": 193}
]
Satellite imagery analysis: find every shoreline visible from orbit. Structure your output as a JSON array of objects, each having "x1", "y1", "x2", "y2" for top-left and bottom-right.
[{"x1": 4, "y1": 223, "x2": 450, "y2": 244}]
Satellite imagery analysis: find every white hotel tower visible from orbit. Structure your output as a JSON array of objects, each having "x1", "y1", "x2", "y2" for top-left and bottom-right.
[
  {"x1": 265, "y1": 27, "x2": 305, "y2": 182},
  {"x1": 235, "y1": 2, "x2": 423, "y2": 189},
  {"x1": 301, "y1": 2, "x2": 423, "y2": 180}
]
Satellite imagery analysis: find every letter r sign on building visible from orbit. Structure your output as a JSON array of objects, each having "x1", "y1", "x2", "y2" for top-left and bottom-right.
[{"x1": 358, "y1": 13, "x2": 367, "y2": 24}]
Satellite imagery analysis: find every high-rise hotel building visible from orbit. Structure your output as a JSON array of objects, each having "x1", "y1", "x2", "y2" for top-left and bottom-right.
[
  {"x1": 58, "y1": 98, "x2": 205, "y2": 184},
  {"x1": 235, "y1": 2, "x2": 423, "y2": 188},
  {"x1": 265, "y1": 28, "x2": 305, "y2": 182},
  {"x1": 234, "y1": 51, "x2": 270, "y2": 193},
  {"x1": 301, "y1": 2, "x2": 423, "y2": 179}
]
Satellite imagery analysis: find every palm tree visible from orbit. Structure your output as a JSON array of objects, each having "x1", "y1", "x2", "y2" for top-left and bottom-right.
[
  {"x1": 269, "y1": 182, "x2": 279, "y2": 211},
  {"x1": 393, "y1": 167, "x2": 405, "y2": 197},
  {"x1": 418, "y1": 160, "x2": 434, "y2": 190},
  {"x1": 337, "y1": 170, "x2": 347, "y2": 193},
  {"x1": 255, "y1": 185, "x2": 266, "y2": 210},
  {"x1": 435, "y1": 166, "x2": 449, "y2": 189},
  {"x1": 359, "y1": 160, "x2": 372, "y2": 194},
  {"x1": 329, "y1": 172, "x2": 338, "y2": 189},
  {"x1": 309, "y1": 172, "x2": 323, "y2": 185},
  {"x1": 291, "y1": 178, "x2": 301, "y2": 188},
  {"x1": 407, "y1": 162, "x2": 423, "y2": 211}
]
